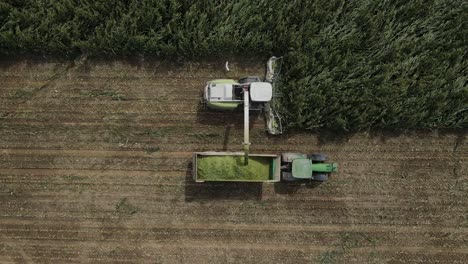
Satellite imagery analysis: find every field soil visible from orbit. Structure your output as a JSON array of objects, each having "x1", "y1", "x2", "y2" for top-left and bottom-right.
[{"x1": 0, "y1": 56, "x2": 467, "y2": 263}]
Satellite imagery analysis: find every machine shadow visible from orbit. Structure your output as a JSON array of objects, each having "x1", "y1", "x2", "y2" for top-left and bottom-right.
[
  {"x1": 273, "y1": 181, "x2": 322, "y2": 194},
  {"x1": 196, "y1": 103, "x2": 263, "y2": 129},
  {"x1": 184, "y1": 162, "x2": 263, "y2": 202}
]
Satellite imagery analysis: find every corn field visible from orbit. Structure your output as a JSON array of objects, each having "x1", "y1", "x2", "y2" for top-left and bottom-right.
[{"x1": 1, "y1": 0, "x2": 466, "y2": 130}]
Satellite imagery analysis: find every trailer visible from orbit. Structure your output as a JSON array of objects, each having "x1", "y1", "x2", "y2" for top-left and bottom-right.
[{"x1": 193, "y1": 152, "x2": 281, "y2": 183}]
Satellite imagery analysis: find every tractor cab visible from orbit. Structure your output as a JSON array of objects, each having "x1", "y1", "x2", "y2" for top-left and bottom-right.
[{"x1": 291, "y1": 158, "x2": 314, "y2": 179}]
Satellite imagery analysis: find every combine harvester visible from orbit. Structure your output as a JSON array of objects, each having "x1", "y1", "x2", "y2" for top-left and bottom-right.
[{"x1": 193, "y1": 57, "x2": 337, "y2": 183}]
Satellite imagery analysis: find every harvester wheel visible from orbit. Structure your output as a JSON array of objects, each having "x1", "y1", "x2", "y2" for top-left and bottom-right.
[
  {"x1": 238, "y1": 76, "x2": 262, "y2": 84},
  {"x1": 199, "y1": 89, "x2": 207, "y2": 110}
]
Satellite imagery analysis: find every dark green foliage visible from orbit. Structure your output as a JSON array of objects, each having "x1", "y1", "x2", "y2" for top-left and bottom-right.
[
  {"x1": 278, "y1": 0, "x2": 467, "y2": 130},
  {"x1": 1, "y1": 0, "x2": 466, "y2": 129}
]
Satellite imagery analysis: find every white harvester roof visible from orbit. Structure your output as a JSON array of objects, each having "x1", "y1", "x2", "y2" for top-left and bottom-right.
[
  {"x1": 209, "y1": 83, "x2": 233, "y2": 101},
  {"x1": 249, "y1": 82, "x2": 272, "y2": 102}
]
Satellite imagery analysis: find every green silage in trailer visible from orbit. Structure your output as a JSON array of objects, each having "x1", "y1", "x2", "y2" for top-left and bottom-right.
[{"x1": 197, "y1": 156, "x2": 274, "y2": 181}]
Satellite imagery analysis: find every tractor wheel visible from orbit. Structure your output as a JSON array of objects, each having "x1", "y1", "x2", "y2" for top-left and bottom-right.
[
  {"x1": 282, "y1": 153, "x2": 306, "y2": 163},
  {"x1": 199, "y1": 90, "x2": 207, "y2": 110},
  {"x1": 310, "y1": 153, "x2": 327, "y2": 162},
  {"x1": 281, "y1": 172, "x2": 295, "y2": 181},
  {"x1": 312, "y1": 173, "x2": 328, "y2": 182}
]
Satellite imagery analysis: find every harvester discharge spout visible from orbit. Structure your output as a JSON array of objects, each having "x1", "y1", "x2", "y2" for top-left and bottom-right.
[{"x1": 243, "y1": 87, "x2": 250, "y2": 165}]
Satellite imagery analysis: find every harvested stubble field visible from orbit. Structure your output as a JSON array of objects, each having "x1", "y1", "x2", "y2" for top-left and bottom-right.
[{"x1": 0, "y1": 56, "x2": 467, "y2": 264}]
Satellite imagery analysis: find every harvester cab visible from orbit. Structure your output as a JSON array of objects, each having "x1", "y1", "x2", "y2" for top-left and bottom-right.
[
  {"x1": 280, "y1": 153, "x2": 338, "y2": 182},
  {"x1": 204, "y1": 79, "x2": 272, "y2": 109},
  {"x1": 202, "y1": 57, "x2": 284, "y2": 135}
]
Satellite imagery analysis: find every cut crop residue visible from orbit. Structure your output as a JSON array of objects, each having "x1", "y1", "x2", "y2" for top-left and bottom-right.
[{"x1": 197, "y1": 156, "x2": 273, "y2": 181}]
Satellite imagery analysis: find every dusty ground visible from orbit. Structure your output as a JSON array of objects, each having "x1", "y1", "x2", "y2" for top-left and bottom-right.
[{"x1": 0, "y1": 56, "x2": 467, "y2": 264}]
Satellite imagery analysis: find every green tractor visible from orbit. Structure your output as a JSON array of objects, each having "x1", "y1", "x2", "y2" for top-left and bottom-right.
[{"x1": 281, "y1": 153, "x2": 338, "y2": 182}]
